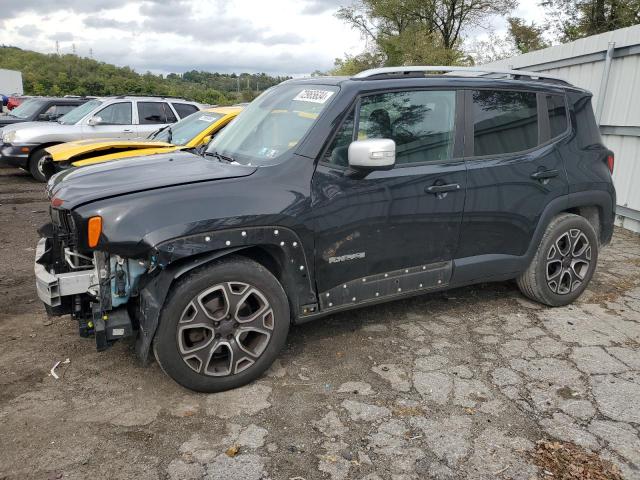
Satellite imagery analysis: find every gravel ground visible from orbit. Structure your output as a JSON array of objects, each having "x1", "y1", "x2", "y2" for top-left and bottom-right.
[{"x1": 1, "y1": 167, "x2": 640, "y2": 480}]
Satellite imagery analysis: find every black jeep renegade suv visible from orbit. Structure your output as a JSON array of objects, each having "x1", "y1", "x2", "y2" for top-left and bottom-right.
[{"x1": 36, "y1": 66, "x2": 616, "y2": 392}]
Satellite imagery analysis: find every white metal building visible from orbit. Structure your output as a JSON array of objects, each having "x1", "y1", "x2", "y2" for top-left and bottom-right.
[
  {"x1": 483, "y1": 24, "x2": 640, "y2": 233},
  {"x1": 0, "y1": 68, "x2": 23, "y2": 95}
]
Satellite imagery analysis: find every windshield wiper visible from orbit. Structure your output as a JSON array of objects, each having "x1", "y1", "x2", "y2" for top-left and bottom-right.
[
  {"x1": 167, "y1": 127, "x2": 173, "y2": 144},
  {"x1": 204, "y1": 151, "x2": 235, "y2": 163},
  {"x1": 149, "y1": 124, "x2": 170, "y2": 139}
]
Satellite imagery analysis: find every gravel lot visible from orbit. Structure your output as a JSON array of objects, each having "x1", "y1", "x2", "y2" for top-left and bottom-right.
[{"x1": 1, "y1": 166, "x2": 640, "y2": 480}]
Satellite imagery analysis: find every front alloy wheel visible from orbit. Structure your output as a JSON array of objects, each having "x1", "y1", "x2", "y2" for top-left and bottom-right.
[
  {"x1": 177, "y1": 282, "x2": 274, "y2": 376},
  {"x1": 154, "y1": 256, "x2": 290, "y2": 392}
]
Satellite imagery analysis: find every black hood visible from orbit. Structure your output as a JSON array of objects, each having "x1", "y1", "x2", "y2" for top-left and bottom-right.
[{"x1": 48, "y1": 151, "x2": 257, "y2": 209}]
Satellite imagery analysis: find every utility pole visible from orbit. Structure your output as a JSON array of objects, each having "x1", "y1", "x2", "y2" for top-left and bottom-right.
[
  {"x1": 72, "y1": 43, "x2": 76, "y2": 55},
  {"x1": 237, "y1": 77, "x2": 240, "y2": 93},
  {"x1": 55, "y1": 41, "x2": 60, "y2": 55}
]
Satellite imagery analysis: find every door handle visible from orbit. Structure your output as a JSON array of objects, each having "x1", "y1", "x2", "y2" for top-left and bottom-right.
[
  {"x1": 530, "y1": 169, "x2": 559, "y2": 180},
  {"x1": 123, "y1": 129, "x2": 133, "y2": 133},
  {"x1": 425, "y1": 183, "x2": 461, "y2": 194}
]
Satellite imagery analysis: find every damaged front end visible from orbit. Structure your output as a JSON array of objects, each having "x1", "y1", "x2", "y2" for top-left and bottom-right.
[{"x1": 35, "y1": 206, "x2": 149, "y2": 352}]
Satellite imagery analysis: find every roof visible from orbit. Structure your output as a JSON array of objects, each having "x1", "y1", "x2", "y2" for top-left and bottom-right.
[
  {"x1": 111, "y1": 95, "x2": 198, "y2": 102},
  {"x1": 284, "y1": 72, "x2": 584, "y2": 93}
]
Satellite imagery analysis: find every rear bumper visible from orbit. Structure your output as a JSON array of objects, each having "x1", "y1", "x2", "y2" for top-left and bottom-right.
[{"x1": 34, "y1": 237, "x2": 97, "y2": 307}]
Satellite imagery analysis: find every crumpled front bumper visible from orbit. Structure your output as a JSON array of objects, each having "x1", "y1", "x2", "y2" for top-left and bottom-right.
[{"x1": 34, "y1": 237, "x2": 97, "y2": 307}]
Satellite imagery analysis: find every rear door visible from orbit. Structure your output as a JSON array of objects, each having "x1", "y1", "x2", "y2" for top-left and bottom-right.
[
  {"x1": 312, "y1": 88, "x2": 467, "y2": 309},
  {"x1": 136, "y1": 101, "x2": 178, "y2": 137},
  {"x1": 457, "y1": 89, "x2": 569, "y2": 278},
  {"x1": 82, "y1": 101, "x2": 136, "y2": 139}
]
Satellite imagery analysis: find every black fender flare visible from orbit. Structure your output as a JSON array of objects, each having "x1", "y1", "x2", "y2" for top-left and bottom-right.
[{"x1": 134, "y1": 226, "x2": 316, "y2": 364}]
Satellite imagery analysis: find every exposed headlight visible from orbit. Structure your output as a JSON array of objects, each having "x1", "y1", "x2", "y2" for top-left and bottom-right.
[{"x1": 2, "y1": 130, "x2": 16, "y2": 144}]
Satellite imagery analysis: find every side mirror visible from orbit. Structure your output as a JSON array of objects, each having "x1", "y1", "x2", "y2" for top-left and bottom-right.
[
  {"x1": 201, "y1": 135, "x2": 212, "y2": 146},
  {"x1": 348, "y1": 138, "x2": 396, "y2": 171},
  {"x1": 37, "y1": 113, "x2": 51, "y2": 121},
  {"x1": 87, "y1": 115, "x2": 103, "y2": 126}
]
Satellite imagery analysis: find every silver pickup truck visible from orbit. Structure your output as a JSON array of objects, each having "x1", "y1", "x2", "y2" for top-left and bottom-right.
[{"x1": 0, "y1": 95, "x2": 203, "y2": 181}]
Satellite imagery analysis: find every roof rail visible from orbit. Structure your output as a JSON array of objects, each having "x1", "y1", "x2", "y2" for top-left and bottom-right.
[
  {"x1": 352, "y1": 66, "x2": 570, "y2": 85},
  {"x1": 113, "y1": 94, "x2": 188, "y2": 100}
]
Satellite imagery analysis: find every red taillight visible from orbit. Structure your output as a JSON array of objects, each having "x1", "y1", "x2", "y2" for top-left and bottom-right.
[
  {"x1": 51, "y1": 197, "x2": 64, "y2": 207},
  {"x1": 606, "y1": 155, "x2": 614, "y2": 174}
]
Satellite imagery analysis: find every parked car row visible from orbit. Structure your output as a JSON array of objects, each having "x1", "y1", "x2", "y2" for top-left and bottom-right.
[
  {"x1": 32, "y1": 67, "x2": 616, "y2": 393},
  {"x1": 0, "y1": 95, "x2": 204, "y2": 180},
  {"x1": 0, "y1": 96, "x2": 89, "y2": 127}
]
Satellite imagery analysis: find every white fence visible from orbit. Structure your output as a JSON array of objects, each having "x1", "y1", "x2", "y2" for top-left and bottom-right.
[{"x1": 483, "y1": 24, "x2": 640, "y2": 233}]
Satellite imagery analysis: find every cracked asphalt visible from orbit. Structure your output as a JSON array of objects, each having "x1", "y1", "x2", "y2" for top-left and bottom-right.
[{"x1": 1, "y1": 167, "x2": 640, "y2": 479}]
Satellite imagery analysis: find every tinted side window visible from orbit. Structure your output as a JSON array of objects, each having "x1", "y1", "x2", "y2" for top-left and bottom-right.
[
  {"x1": 324, "y1": 111, "x2": 355, "y2": 167},
  {"x1": 172, "y1": 103, "x2": 199, "y2": 118},
  {"x1": 357, "y1": 90, "x2": 456, "y2": 165},
  {"x1": 164, "y1": 103, "x2": 177, "y2": 123},
  {"x1": 472, "y1": 90, "x2": 538, "y2": 156},
  {"x1": 138, "y1": 102, "x2": 176, "y2": 124},
  {"x1": 43, "y1": 104, "x2": 77, "y2": 119},
  {"x1": 97, "y1": 102, "x2": 132, "y2": 125},
  {"x1": 546, "y1": 94, "x2": 568, "y2": 138}
]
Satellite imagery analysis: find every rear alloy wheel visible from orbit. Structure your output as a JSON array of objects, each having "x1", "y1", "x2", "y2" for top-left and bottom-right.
[
  {"x1": 517, "y1": 213, "x2": 598, "y2": 306},
  {"x1": 154, "y1": 256, "x2": 289, "y2": 392},
  {"x1": 545, "y1": 229, "x2": 592, "y2": 295},
  {"x1": 28, "y1": 148, "x2": 51, "y2": 183}
]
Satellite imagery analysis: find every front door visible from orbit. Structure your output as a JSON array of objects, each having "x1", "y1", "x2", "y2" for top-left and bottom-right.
[
  {"x1": 82, "y1": 101, "x2": 137, "y2": 139},
  {"x1": 457, "y1": 89, "x2": 570, "y2": 275},
  {"x1": 311, "y1": 89, "x2": 467, "y2": 310}
]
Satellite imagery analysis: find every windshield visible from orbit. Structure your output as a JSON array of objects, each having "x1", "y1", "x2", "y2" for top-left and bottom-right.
[
  {"x1": 8, "y1": 98, "x2": 43, "y2": 119},
  {"x1": 151, "y1": 111, "x2": 224, "y2": 145},
  {"x1": 58, "y1": 99, "x2": 102, "y2": 125},
  {"x1": 205, "y1": 84, "x2": 338, "y2": 165}
]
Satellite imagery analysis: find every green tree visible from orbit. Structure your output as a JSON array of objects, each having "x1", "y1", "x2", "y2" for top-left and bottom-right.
[
  {"x1": 507, "y1": 17, "x2": 550, "y2": 53},
  {"x1": 0, "y1": 46, "x2": 290, "y2": 104},
  {"x1": 542, "y1": 0, "x2": 640, "y2": 42},
  {"x1": 335, "y1": 0, "x2": 516, "y2": 71}
]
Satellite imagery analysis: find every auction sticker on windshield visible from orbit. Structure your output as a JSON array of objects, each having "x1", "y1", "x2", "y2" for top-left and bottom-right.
[
  {"x1": 198, "y1": 115, "x2": 217, "y2": 122},
  {"x1": 293, "y1": 89, "x2": 334, "y2": 104}
]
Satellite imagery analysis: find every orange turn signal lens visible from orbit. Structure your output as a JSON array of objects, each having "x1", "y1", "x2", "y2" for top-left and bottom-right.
[{"x1": 87, "y1": 216, "x2": 102, "y2": 248}]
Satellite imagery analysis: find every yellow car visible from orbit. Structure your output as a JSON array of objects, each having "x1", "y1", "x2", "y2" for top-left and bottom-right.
[{"x1": 43, "y1": 106, "x2": 242, "y2": 177}]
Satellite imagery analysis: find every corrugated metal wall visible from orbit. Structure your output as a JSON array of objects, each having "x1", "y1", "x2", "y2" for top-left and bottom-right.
[{"x1": 483, "y1": 24, "x2": 640, "y2": 233}]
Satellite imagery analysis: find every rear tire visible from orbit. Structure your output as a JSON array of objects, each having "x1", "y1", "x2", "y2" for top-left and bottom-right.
[
  {"x1": 517, "y1": 213, "x2": 598, "y2": 306},
  {"x1": 28, "y1": 148, "x2": 50, "y2": 183},
  {"x1": 154, "y1": 256, "x2": 290, "y2": 392}
]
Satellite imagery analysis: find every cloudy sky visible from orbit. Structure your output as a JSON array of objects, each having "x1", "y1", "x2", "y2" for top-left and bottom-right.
[{"x1": 0, "y1": 0, "x2": 544, "y2": 76}]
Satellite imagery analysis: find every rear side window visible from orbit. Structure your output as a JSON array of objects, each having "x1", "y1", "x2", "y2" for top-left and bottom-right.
[
  {"x1": 97, "y1": 102, "x2": 132, "y2": 125},
  {"x1": 546, "y1": 94, "x2": 568, "y2": 138},
  {"x1": 44, "y1": 104, "x2": 77, "y2": 119},
  {"x1": 172, "y1": 103, "x2": 199, "y2": 118},
  {"x1": 471, "y1": 90, "x2": 538, "y2": 156},
  {"x1": 138, "y1": 102, "x2": 177, "y2": 124}
]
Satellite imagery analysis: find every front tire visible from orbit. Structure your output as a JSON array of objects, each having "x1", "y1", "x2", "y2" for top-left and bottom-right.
[
  {"x1": 28, "y1": 148, "x2": 51, "y2": 182},
  {"x1": 154, "y1": 256, "x2": 290, "y2": 392},
  {"x1": 517, "y1": 213, "x2": 598, "y2": 306}
]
